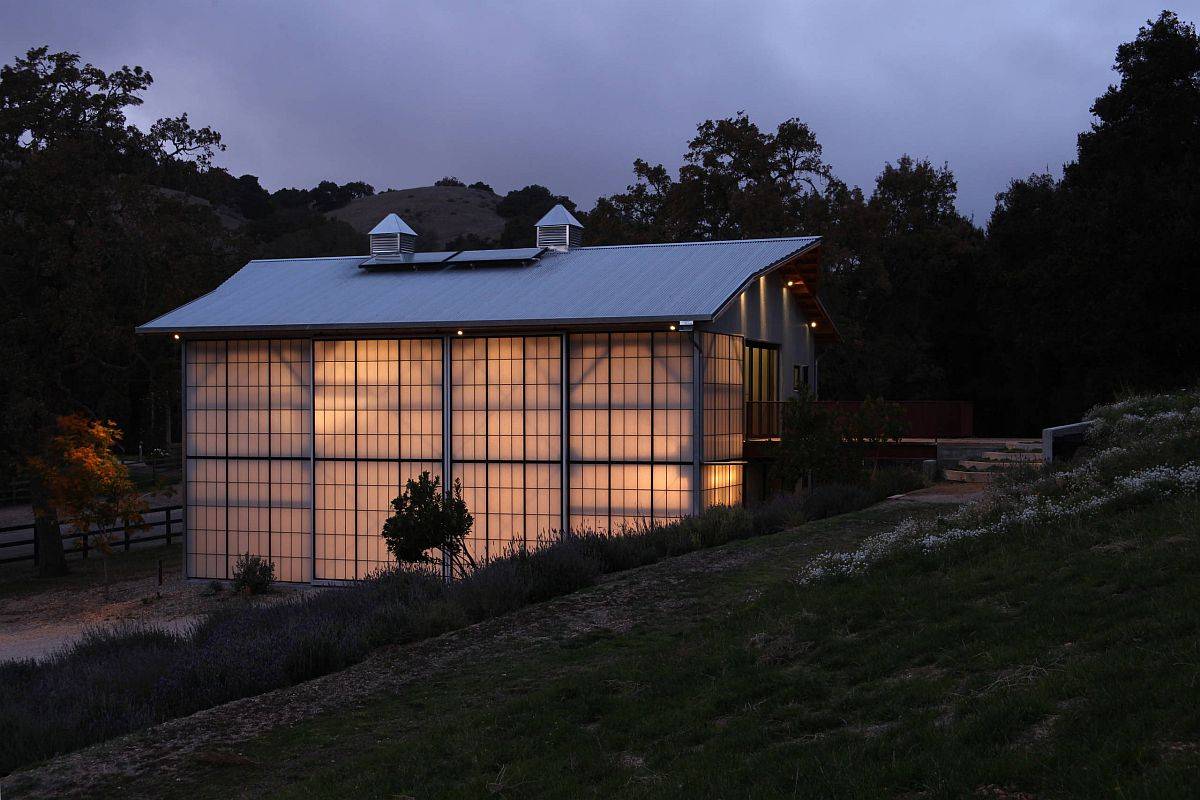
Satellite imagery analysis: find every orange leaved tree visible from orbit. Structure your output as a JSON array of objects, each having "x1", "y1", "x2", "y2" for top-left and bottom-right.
[{"x1": 28, "y1": 415, "x2": 148, "y2": 586}]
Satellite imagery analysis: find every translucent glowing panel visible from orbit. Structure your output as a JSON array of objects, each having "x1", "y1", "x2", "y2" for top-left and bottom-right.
[
  {"x1": 702, "y1": 333, "x2": 745, "y2": 462},
  {"x1": 610, "y1": 463, "x2": 653, "y2": 530},
  {"x1": 451, "y1": 338, "x2": 487, "y2": 460},
  {"x1": 269, "y1": 340, "x2": 311, "y2": 458},
  {"x1": 398, "y1": 339, "x2": 442, "y2": 459},
  {"x1": 523, "y1": 336, "x2": 562, "y2": 461},
  {"x1": 226, "y1": 341, "x2": 270, "y2": 457},
  {"x1": 185, "y1": 341, "x2": 226, "y2": 457},
  {"x1": 356, "y1": 339, "x2": 400, "y2": 459},
  {"x1": 568, "y1": 333, "x2": 609, "y2": 462},
  {"x1": 652, "y1": 464, "x2": 692, "y2": 522},
  {"x1": 185, "y1": 457, "x2": 225, "y2": 579},
  {"x1": 702, "y1": 463, "x2": 744, "y2": 509},
  {"x1": 652, "y1": 334, "x2": 694, "y2": 462},
  {"x1": 185, "y1": 339, "x2": 313, "y2": 582},
  {"x1": 609, "y1": 333, "x2": 652, "y2": 461},
  {"x1": 227, "y1": 459, "x2": 270, "y2": 574},
  {"x1": 567, "y1": 332, "x2": 697, "y2": 531},
  {"x1": 315, "y1": 460, "x2": 355, "y2": 580},
  {"x1": 450, "y1": 335, "x2": 563, "y2": 564},
  {"x1": 356, "y1": 460, "x2": 398, "y2": 578},
  {"x1": 568, "y1": 463, "x2": 608, "y2": 532},
  {"x1": 271, "y1": 460, "x2": 312, "y2": 583},
  {"x1": 315, "y1": 340, "x2": 356, "y2": 458},
  {"x1": 453, "y1": 461, "x2": 562, "y2": 563}
]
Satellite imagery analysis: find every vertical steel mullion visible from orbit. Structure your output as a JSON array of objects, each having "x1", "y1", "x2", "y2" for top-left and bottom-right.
[
  {"x1": 441, "y1": 336, "x2": 451, "y2": 580},
  {"x1": 560, "y1": 333, "x2": 569, "y2": 536},
  {"x1": 353, "y1": 340, "x2": 359, "y2": 580},
  {"x1": 180, "y1": 339, "x2": 188, "y2": 579},
  {"x1": 520, "y1": 337, "x2": 527, "y2": 551},
  {"x1": 483, "y1": 336, "x2": 490, "y2": 563},
  {"x1": 309, "y1": 339, "x2": 316, "y2": 584},
  {"x1": 692, "y1": 332, "x2": 703, "y2": 517},
  {"x1": 649, "y1": 332, "x2": 655, "y2": 524},
  {"x1": 267, "y1": 340, "x2": 272, "y2": 569},
  {"x1": 606, "y1": 332, "x2": 612, "y2": 533},
  {"x1": 223, "y1": 340, "x2": 230, "y2": 580}
]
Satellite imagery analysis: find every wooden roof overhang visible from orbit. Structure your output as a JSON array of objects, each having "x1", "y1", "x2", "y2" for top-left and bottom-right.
[{"x1": 775, "y1": 244, "x2": 840, "y2": 343}]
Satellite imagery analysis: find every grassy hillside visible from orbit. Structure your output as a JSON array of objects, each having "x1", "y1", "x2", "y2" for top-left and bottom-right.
[
  {"x1": 328, "y1": 185, "x2": 505, "y2": 246},
  {"x1": 118, "y1": 497, "x2": 1198, "y2": 800},
  {"x1": 8, "y1": 389, "x2": 1199, "y2": 799},
  {"x1": 124, "y1": 392, "x2": 1200, "y2": 797}
]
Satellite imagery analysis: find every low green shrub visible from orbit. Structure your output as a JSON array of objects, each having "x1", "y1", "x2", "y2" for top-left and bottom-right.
[{"x1": 231, "y1": 553, "x2": 275, "y2": 594}]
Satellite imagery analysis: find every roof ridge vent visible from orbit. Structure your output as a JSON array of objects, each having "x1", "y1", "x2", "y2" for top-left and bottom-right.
[
  {"x1": 368, "y1": 213, "x2": 417, "y2": 255},
  {"x1": 535, "y1": 204, "x2": 583, "y2": 251}
]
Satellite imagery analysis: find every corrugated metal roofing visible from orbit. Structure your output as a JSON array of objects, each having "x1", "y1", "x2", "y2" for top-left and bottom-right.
[
  {"x1": 137, "y1": 236, "x2": 820, "y2": 333},
  {"x1": 535, "y1": 203, "x2": 582, "y2": 227},
  {"x1": 368, "y1": 213, "x2": 417, "y2": 236}
]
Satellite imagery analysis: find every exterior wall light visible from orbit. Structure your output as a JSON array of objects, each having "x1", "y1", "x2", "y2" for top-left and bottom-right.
[
  {"x1": 456, "y1": 330, "x2": 464, "y2": 336},
  {"x1": 787, "y1": 280, "x2": 794, "y2": 287},
  {"x1": 669, "y1": 324, "x2": 676, "y2": 331},
  {"x1": 809, "y1": 321, "x2": 818, "y2": 329},
  {"x1": 173, "y1": 333, "x2": 181, "y2": 340}
]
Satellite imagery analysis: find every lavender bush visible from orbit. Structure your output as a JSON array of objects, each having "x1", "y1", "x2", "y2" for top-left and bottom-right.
[{"x1": 0, "y1": 467, "x2": 914, "y2": 775}]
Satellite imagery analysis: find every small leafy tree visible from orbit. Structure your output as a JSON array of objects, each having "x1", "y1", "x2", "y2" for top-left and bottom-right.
[
  {"x1": 775, "y1": 394, "x2": 909, "y2": 489},
  {"x1": 27, "y1": 414, "x2": 148, "y2": 589},
  {"x1": 842, "y1": 396, "x2": 909, "y2": 477},
  {"x1": 382, "y1": 472, "x2": 473, "y2": 569},
  {"x1": 773, "y1": 390, "x2": 844, "y2": 489}
]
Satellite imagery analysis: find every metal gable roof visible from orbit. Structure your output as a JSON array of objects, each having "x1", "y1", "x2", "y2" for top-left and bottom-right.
[{"x1": 137, "y1": 236, "x2": 821, "y2": 334}]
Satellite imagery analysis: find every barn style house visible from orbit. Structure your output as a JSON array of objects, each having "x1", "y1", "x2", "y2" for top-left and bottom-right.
[{"x1": 139, "y1": 206, "x2": 836, "y2": 583}]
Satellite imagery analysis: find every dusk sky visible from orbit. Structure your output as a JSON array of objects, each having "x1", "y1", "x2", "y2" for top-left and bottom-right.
[{"x1": 0, "y1": 1, "x2": 1184, "y2": 221}]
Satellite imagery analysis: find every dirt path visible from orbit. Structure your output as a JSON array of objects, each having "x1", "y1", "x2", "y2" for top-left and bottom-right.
[
  {"x1": 2, "y1": 505, "x2": 927, "y2": 800},
  {"x1": 0, "y1": 555, "x2": 316, "y2": 663}
]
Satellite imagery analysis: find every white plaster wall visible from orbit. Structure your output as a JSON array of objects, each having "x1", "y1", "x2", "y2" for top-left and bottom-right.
[{"x1": 702, "y1": 271, "x2": 816, "y2": 398}]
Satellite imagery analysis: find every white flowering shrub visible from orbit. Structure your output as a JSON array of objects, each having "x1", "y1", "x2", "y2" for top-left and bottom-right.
[{"x1": 801, "y1": 387, "x2": 1200, "y2": 583}]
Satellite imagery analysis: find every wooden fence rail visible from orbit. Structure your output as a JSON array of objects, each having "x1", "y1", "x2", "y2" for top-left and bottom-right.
[{"x1": 0, "y1": 505, "x2": 184, "y2": 566}]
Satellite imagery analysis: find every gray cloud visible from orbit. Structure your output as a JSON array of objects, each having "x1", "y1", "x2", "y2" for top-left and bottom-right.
[{"x1": 0, "y1": 0, "x2": 1171, "y2": 221}]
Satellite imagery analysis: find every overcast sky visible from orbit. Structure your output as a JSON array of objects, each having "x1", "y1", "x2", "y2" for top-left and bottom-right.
[{"x1": 0, "y1": 1, "x2": 1185, "y2": 221}]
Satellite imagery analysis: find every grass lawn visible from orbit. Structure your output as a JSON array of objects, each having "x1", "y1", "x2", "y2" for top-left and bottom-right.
[{"x1": 125, "y1": 496, "x2": 1200, "y2": 799}]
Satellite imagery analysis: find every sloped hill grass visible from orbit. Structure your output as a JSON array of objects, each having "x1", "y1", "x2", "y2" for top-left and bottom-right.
[
  {"x1": 0, "y1": 469, "x2": 921, "y2": 776},
  {"x1": 135, "y1": 488, "x2": 1200, "y2": 799},
  {"x1": 125, "y1": 390, "x2": 1200, "y2": 799}
]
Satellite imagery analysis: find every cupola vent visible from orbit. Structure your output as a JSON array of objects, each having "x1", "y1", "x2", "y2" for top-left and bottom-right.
[
  {"x1": 368, "y1": 213, "x2": 417, "y2": 255},
  {"x1": 535, "y1": 204, "x2": 583, "y2": 251}
]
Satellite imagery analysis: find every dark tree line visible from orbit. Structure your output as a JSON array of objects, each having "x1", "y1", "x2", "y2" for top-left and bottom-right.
[
  {"x1": 587, "y1": 11, "x2": 1200, "y2": 434},
  {"x1": 0, "y1": 11, "x2": 1195, "y2": 477}
]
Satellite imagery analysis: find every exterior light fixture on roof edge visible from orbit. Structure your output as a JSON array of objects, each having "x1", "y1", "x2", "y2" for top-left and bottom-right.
[
  {"x1": 810, "y1": 321, "x2": 818, "y2": 329},
  {"x1": 456, "y1": 330, "x2": 464, "y2": 336},
  {"x1": 173, "y1": 333, "x2": 181, "y2": 340}
]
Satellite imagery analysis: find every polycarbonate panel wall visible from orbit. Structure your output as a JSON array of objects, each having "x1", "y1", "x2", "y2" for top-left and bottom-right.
[
  {"x1": 701, "y1": 333, "x2": 744, "y2": 461},
  {"x1": 702, "y1": 463, "x2": 744, "y2": 508},
  {"x1": 567, "y1": 332, "x2": 694, "y2": 532},
  {"x1": 185, "y1": 328, "x2": 747, "y2": 583},
  {"x1": 451, "y1": 336, "x2": 562, "y2": 563},
  {"x1": 699, "y1": 332, "x2": 746, "y2": 508},
  {"x1": 184, "y1": 340, "x2": 312, "y2": 583},
  {"x1": 313, "y1": 339, "x2": 443, "y2": 580}
]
